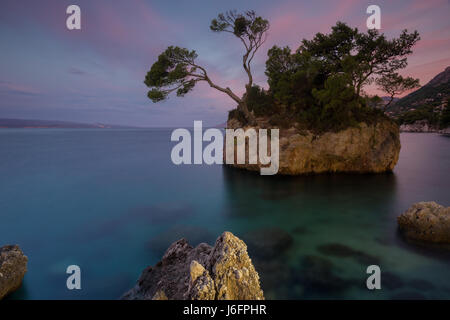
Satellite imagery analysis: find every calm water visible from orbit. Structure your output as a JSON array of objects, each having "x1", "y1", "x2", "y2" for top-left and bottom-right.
[{"x1": 0, "y1": 129, "x2": 449, "y2": 300}]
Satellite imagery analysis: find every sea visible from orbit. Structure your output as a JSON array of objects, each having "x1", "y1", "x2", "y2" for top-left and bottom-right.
[{"x1": 0, "y1": 129, "x2": 449, "y2": 299}]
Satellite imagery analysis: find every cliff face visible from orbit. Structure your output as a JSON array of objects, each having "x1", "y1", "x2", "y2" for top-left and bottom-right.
[
  {"x1": 226, "y1": 118, "x2": 400, "y2": 175},
  {"x1": 122, "y1": 232, "x2": 264, "y2": 300}
]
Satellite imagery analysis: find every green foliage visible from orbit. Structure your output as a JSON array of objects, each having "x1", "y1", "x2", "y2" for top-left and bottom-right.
[
  {"x1": 244, "y1": 85, "x2": 275, "y2": 116},
  {"x1": 269, "y1": 113, "x2": 296, "y2": 128},
  {"x1": 376, "y1": 73, "x2": 420, "y2": 110},
  {"x1": 144, "y1": 46, "x2": 200, "y2": 102},
  {"x1": 146, "y1": 15, "x2": 420, "y2": 133},
  {"x1": 365, "y1": 95, "x2": 384, "y2": 109},
  {"x1": 249, "y1": 21, "x2": 419, "y2": 132},
  {"x1": 228, "y1": 109, "x2": 247, "y2": 124},
  {"x1": 397, "y1": 105, "x2": 439, "y2": 125},
  {"x1": 440, "y1": 100, "x2": 450, "y2": 128},
  {"x1": 394, "y1": 81, "x2": 450, "y2": 110},
  {"x1": 210, "y1": 10, "x2": 269, "y2": 39}
]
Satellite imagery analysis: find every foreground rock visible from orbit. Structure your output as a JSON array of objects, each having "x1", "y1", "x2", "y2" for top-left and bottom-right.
[
  {"x1": 226, "y1": 118, "x2": 400, "y2": 174},
  {"x1": 0, "y1": 245, "x2": 28, "y2": 299},
  {"x1": 122, "y1": 231, "x2": 264, "y2": 300},
  {"x1": 398, "y1": 202, "x2": 450, "y2": 243}
]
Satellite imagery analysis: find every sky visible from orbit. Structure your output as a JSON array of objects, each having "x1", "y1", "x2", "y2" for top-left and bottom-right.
[{"x1": 0, "y1": 0, "x2": 449, "y2": 127}]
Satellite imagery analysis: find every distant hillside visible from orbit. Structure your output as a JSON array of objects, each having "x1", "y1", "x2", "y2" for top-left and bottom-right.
[
  {"x1": 381, "y1": 96, "x2": 400, "y2": 104},
  {"x1": 0, "y1": 118, "x2": 133, "y2": 129},
  {"x1": 392, "y1": 66, "x2": 450, "y2": 113}
]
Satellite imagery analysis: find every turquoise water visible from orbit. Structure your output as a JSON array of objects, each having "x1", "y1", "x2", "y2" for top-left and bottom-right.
[{"x1": 0, "y1": 129, "x2": 449, "y2": 299}]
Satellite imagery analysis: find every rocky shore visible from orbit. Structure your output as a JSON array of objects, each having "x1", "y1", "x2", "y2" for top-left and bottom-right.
[
  {"x1": 226, "y1": 117, "x2": 400, "y2": 175},
  {"x1": 398, "y1": 202, "x2": 450, "y2": 243},
  {"x1": 122, "y1": 231, "x2": 264, "y2": 300},
  {"x1": 0, "y1": 245, "x2": 28, "y2": 299},
  {"x1": 399, "y1": 120, "x2": 450, "y2": 134},
  {"x1": 399, "y1": 120, "x2": 438, "y2": 133}
]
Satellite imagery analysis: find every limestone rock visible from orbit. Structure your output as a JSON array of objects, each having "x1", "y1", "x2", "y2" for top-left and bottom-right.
[
  {"x1": 225, "y1": 118, "x2": 400, "y2": 175},
  {"x1": 208, "y1": 232, "x2": 264, "y2": 300},
  {"x1": 152, "y1": 290, "x2": 168, "y2": 300},
  {"x1": 0, "y1": 245, "x2": 28, "y2": 300},
  {"x1": 398, "y1": 202, "x2": 450, "y2": 243},
  {"x1": 122, "y1": 232, "x2": 264, "y2": 300},
  {"x1": 186, "y1": 260, "x2": 215, "y2": 300}
]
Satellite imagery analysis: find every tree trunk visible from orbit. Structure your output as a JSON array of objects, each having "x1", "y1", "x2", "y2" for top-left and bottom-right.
[
  {"x1": 384, "y1": 95, "x2": 395, "y2": 112},
  {"x1": 237, "y1": 101, "x2": 256, "y2": 126}
]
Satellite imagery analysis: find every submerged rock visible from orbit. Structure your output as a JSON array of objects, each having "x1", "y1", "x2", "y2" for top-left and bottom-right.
[
  {"x1": 317, "y1": 243, "x2": 380, "y2": 265},
  {"x1": 242, "y1": 227, "x2": 293, "y2": 259},
  {"x1": 398, "y1": 202, "x2": 450, "y2": 243},
  {"x1": 225, "y1": 118, "x2": 400, "y2": 175},
  {"x1": 296, "y1": 255, "x2": 355, "y2": 294},
  {"x1": 0, "y1": 245, "x2": 28, "y2": 300},
  {"x1": 122, "y1": 231, "x2": 264, "y2": 300}
]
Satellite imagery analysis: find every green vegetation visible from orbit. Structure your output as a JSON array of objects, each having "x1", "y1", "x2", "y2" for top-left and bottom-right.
[
  {"x1": 260, "y1": 22, "x2": 419, "y2": 132},
  {"x1": 145, "y1": 11, "x2": 420, "y2": 133},
  {"x1": 394, "y1": 80, "x2": 450, "y2": 111},
  {"x1": 376, "y1": 73, "x2": 420, "y2": 111},
  {"x1": 440, "y1": 100, "x2": 450, "y2": 129},
  {"x1": 144, "y1": 10, "x2": 269, "y2": 125},
  {"x1": 396, "y1": 106, "x2": 439, "y2": 126}
]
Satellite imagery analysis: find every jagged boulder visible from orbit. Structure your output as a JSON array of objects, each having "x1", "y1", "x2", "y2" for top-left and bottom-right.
[
  {"x1": 398, "y1": 202, "x2": 450, "y2": 243},
  {"x1": 0, "y1": 245, "x2": 28, "y2": 300},
  {"x1": 186, "y1": 260, "x2": 216, "y2": 300},
  {"x1": 122, "y1": 231, "x2": 264, "y2": 300}
]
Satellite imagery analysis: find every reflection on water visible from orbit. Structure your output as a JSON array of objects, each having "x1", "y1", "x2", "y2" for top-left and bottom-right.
[
  {"x1": 0, "y1": 130, "x2": 449, "y2": 299},
  {"x1": 220, "y1": 134, "x2": 450, "y2": 299},
  {"x1": 222, "y1": 167, "x2": 403, "y2": 299}
]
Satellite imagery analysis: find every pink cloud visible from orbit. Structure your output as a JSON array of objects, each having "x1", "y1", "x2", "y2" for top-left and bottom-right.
[{"x1": 0, "y1": 80, "x2": 41, "y2": 95}]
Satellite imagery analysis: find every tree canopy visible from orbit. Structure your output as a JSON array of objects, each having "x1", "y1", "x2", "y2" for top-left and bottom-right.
[
  {"x1": 144, "y1": 12, "x2": 420, "y2": 133},
  {"x1": 376, "y1": 73, "x2": 420, "y2": 111},
  {"x1": 144, "y1": 10, "x2": 269, "y2": 124},
  {"x1": 262, "y1": 21, "x2": 420, "y2": 131}
]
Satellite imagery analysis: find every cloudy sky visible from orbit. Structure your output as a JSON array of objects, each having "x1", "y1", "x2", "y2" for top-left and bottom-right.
[{"x1": 0, "y1": 0, "x2": 449, "y2": 127}]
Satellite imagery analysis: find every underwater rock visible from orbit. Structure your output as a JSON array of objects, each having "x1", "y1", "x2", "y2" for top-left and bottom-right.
[
  {"x1": 296, "y1": 255, "x2": 355, "y2": 294},
  {"x1": 0, "y1": 245, "x2": 28, "y2": 300},
  {"x1": 122, "y1": 231, "x2": 264, "y2": 300},
  {"x1": 317, "y1": 243, "x2": 381, "y2": 265},
  {"x1": 398, "y1": 202, "x2": 450, "y2": 243},
  {"x1": 409, "y1": 279, "x2": 435, "y2": 291},
  {"x1": 241, "y1": 227, "x2": 293, "y2": 259},
  {"x1": 382, "y1": 272, "x2": 405, "y2": 290}
]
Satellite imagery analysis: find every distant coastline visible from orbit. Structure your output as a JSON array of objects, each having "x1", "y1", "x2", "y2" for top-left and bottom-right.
[{"x1": 0, "y1": 118, "x2": 136, "y2": 129}]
